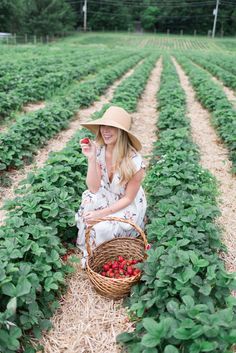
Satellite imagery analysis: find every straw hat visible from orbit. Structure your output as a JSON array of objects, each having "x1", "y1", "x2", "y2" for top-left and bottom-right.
[{"x1": 81, "y1": 106, "x2": 142, "y2": 151}]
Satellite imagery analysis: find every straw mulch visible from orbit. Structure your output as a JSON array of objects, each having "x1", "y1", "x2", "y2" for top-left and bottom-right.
[{"x1": 38, "y1": 258, "x2": 134, "y2": 353}]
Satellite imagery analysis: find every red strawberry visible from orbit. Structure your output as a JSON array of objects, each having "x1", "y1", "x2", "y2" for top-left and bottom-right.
[
  {"x1": 112, "y1": 261, "x2": 119, "y2": 270},
  {"x1": 61, "y1": 255, "x2": 68, "y2": 262},
  {"x1": 81, "y1": 138, "x2": 90, "y2": 144},
  {"x1": 118, "y1": 256, "x2": 124, "y2": 262},
  {"x1": 133, "y1": 269, "x2": 141, "y2": 276},
  {"x1": 127, "y1": 266, "x2": 133, "y2": 275},
  {"x1": 103, "y1": 264, "x2": 110, "y2": 272}
]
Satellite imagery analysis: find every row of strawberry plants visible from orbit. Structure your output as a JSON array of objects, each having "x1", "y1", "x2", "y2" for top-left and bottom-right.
[
  {"x1": 0, "y1": 131, "x2": 88, "y2": 353},
  {"x1": 175, "y1": 55, "x2": 236, "y2": 174},
  {"x1": 0, "y1": 49, "x2": 133, "y2": 117},
  {"x1": 117, "y1": 56, "x2": 236, "y2": 353},
  {"x1": 195, "y1": 53, "x2": 236, "y2": 77},
  {"x1": 0, "y1": 52, "x2": 144, "y2": 186},
  {"x1": 188, "y1": 53, "x2": 236, "y2": 91},
  {"x1": 112, "y1": 53, "x2": 160, "y2": 111},
  {"x1": 0, "y1": 53, "x2": 159, "y2": 352},
  {"x1": 0, "y1": 44, "x2": 98, "y2": 75},
  {"x1": 0, "y1": 47, "x2": 107, "y2": 92}
]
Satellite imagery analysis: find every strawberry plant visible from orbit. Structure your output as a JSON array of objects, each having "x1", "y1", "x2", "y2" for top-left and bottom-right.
[
  {"x1": 0, "y1": 53, "x2": 144, "y2": 185},
  {"x1": 0, "y1": 48, "x2": 131, "y2": 117},
  {"x1": 189, "y1": 53, "x2": 236, "y2": 91},
  {"x1": 117, "y1": 56, "x2": 236, "y2": 353},
  {"x1": 0, "y1": 49, "x2": 160, "y2": 352},
  {"x1": 112, "y1": 55, "x2": 160, "y2": 112},
  {"x1": 176, "y1": 55, "x2": 236, "y2": 174}
]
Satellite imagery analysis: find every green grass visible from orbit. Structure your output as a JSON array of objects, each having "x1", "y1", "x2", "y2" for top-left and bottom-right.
[
  {"x1": 1, "y1": 32, "x2": 236, "y2": 55},
  {"x1": 60, "y1": 32, "x2": 236, "y2": 52}
]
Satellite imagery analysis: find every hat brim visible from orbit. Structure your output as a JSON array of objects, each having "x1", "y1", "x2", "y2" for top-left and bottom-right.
[{"x1": 81, "y1": 119, "x2": 142, "y2": 151}]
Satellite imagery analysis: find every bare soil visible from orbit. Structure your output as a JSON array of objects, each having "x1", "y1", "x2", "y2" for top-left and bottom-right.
[{"x1": 22, "y1": 101, "x2": 46, "y2": 113}]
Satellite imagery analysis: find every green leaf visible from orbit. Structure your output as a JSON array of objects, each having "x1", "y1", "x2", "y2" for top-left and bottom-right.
[
  {"x1": 164, "y1": 346, "x2": 179, "y2": 353},
  {"x1": 69, "y1": 255, "x2": 81, "y2": 263},
  {"x1": 226, "y1": 296, "x2": 236, "y2": 307},
  {"x1": 174, "y1": 328, "x2": 191, "y2": 340},
  {"x1": 16, "y1": 278, "x2": 31, "y2": 297},
  {"x1": 2, "y1": 282, "x2": 16, "y2": 297},
  {"x1": 166, "y1": 300, "x2": 179, "y2": 314},
  {"x1": 182, "y1": 295, "x2": 194, "y2": 308},
  {"x1": 189, "y1": 342, "x2": 201, "y2": 353},
  {"x1": 196, "y1": 259, "x2": 209, "y2": 268},
  {"x1": 0, "y1": 268, "x2": 6, "y2": 281},
  {"x1": 228, "y1": 329, "x2": 236, "y2": 344},
  {"x1": 201, "y1": 341, "x2": 218, "y2": 351},
  {"x1": 6, "y1": 297, "x2": 17, "y2": 316},
  {"x1": 141, "y1": 333, "x2": 160, "y2": 348},
  {"x1": 116, "y1": 332, "x2": 134, "y2": 343},
  {"x1": 143, "y1": 318, "x2": 159, "y2": 336},
  {"x1": 10, "y1": 249, "x2": 23, "y2": 259},
  {"x1": 199, "y1": 284, "x2": 211, "y2": 296},
  {"x1": 32, "y1": 326, "x2": 42, "y2": 339},
  {"x1": 143, "y1": 348, "x2": 158, "y2": 353}
]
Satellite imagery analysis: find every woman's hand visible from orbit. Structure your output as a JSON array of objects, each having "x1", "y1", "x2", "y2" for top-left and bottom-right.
[
  {"x1": 80, "y1": 138, "x2": 97, "y2": 160},
  {"x1": 83, "y1": 209, "x2": 108, "y2": 225}
]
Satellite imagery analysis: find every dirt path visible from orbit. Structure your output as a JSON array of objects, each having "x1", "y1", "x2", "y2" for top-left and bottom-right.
[
  {"x1": 211, "y1": 76, "x2": 236, "y2": 109},
  {"x1": 0, "y1": 65, "x2": 138, "y2": 223},
  {"x1": 173, "y1": 57, "x2": 236, "y2": 273},
  {"x1": 131, "y1": 59, "x2": 162, "y2": 165},
  {"x1": 39, "y1": 60, "x2": 162, "y2": 353},
  {"x1": 22, "y1": 101, "x2": 46, "y2": 113},
  {"x1": 190, "y1": 60, "x2": 236, "y2": 109}
]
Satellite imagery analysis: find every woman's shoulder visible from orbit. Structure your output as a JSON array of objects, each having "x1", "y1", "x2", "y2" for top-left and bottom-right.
[{"x1": 131, "y1": 151, "x2": 146, "y2": 171}]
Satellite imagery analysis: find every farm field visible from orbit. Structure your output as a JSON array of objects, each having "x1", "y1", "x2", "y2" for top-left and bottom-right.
[{"x1": 0, "y1": 32, "x2": 236, "y2": 353}]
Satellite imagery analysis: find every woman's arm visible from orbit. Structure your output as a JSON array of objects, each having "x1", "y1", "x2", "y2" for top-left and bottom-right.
[
  {"x1": 81, "y1": 140, "x2": 101, "y2": 193},
  {"x1": 84, "y1": 168, "x2": 145, "y2": 222},
  {"x1": 86, "y1": 155, "x2": 101, "y2": 193},
  {"x1": 107, "y1": 168, "x2": 145, "y2": 214}
]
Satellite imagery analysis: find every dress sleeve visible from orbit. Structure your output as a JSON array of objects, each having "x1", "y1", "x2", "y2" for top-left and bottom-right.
[{"x1": 132, "y1": 153, "x2": 146, "y2": 173}]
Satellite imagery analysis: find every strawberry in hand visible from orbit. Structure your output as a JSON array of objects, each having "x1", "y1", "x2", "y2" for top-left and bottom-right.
[{"x1": 80, "y1": 137, "x2": 90, "y2": 145}]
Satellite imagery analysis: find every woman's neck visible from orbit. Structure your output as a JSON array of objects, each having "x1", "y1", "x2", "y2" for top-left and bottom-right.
[{"x1": 105, "y1": 144, "x2": 115, "y2": 154}]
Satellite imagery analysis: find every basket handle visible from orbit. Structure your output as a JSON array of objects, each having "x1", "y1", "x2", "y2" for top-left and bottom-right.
[{"x1": 85, "y1": 216, "x2": 148, "y2": 257}]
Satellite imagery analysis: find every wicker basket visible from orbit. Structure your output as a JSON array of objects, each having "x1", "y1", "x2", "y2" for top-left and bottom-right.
[{"x1": 85, "y1": 216, "x2": 147, "y2": 300}]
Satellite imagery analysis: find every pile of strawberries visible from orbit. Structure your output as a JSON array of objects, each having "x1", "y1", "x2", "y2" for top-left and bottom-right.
[{"x1": 100, "y1": 256, "x2": 142, "y2": 279}]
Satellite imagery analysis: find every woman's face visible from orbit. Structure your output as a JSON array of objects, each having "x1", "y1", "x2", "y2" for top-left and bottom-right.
[{"x1": 100, "y1": 125, "x2": 118, "y2": 146}]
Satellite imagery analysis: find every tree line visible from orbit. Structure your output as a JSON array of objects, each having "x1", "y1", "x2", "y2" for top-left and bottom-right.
[{"x1": 1, "y1": 0, "x2": 236, "y2": 36}]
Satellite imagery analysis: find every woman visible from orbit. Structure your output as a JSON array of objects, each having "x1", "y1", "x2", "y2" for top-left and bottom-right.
[{"x1": 75, "y1": 106, "x2": 147, "y2": 268}]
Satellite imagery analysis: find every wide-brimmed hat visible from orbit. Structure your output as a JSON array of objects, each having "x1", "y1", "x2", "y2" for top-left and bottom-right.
[{"x1": 81, "y1": 106, "x2": 142, "y2": 151}]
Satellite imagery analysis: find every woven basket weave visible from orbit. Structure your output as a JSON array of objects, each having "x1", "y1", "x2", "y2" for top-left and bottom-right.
[{"x1": 85, "y1": 216, "x2": 147, "y2": 300}]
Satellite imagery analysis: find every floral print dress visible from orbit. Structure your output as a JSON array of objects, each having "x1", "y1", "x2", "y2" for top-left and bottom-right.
[{"x1": 75, "y1": 145, "x2": 147, "y2": 267}]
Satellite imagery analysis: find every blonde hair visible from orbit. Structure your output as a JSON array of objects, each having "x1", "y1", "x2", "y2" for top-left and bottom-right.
[{"x1": 96, "y1": 128, "x2": 137, "y2": 185}]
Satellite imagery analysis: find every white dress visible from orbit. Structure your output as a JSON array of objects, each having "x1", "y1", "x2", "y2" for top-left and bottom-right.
[{"x1": 75, "y1": 145, "x2": 147, "y2": 267}]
